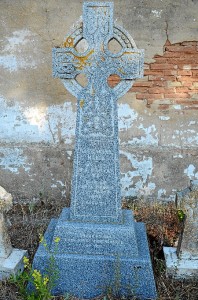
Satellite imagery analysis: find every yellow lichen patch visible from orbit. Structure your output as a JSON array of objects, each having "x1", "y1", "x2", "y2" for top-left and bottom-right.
[
  {"x1": 75, "y1": 49, "x2": 94, "y2": 70},
  {"x1": 64, "y1": 37, "x2": 74, "y2": 48},
  {"x1": 123, "y1": 51, "x2": 140, "y2": 55},
  {"x1": 118, "y1": 68, "x2": 126, "y2": 75},
  {"x1": 80, "y1": 99, "x2": 84, "y2": 108}
]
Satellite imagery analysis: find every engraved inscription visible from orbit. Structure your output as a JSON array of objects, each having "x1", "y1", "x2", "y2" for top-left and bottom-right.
[{"x1": 57, "y1": 228, "x2": 137, "y2": 257}]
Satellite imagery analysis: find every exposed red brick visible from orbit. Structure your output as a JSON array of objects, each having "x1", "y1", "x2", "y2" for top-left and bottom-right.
[
  {"x1": 144, "y1": 64, "x2": 150, "y2": 70},
  {"x1": 164, "y1": 45, "x2": 196, "y2": 53},
  {"x1": 129, "y1": 40, "x2": 198, "y2": 110},
  {"x1": 163, "y1": 52, "x2": 188, "y2": 58},
  {"x1": 163, "y1": 88, "x2": 176, "y2": 93},
  {"x1": 181, "y1": 41, "x2": 197, "y2": 46},
  {"x1": 133, "y1": 81, "x2": 153, "y2": 87},
  {"x1": 158, "y1": 104, "x2": 170, "y2": 110},
  {"x1": 164, "y1": 70, "x2": 177, "y2": 76},
  {"x1": 130, "y1": 86, "x2": 148, "y2": 93},
  {"x1": 167, "y1": 81, "x2": 182, "y2": 87},
  {"x1": 177, "y1": 64, "x2": 198, "y2": 70},
  {"x1": 107, "y1": 74, "x2": 121, "y2": 87},
  {"x1": 180, "y1": 82, "x2": 193, "y2": 87},
  {"x1": 150, "y1": 64, "x2": 178, "y2": 70},
  {"x1": 153, "y1": 54, "x2": 162, "y2": 59},
  {"x1": 154, "y1": 81, "x2": 166, "y2": 87},
  {"x1": 177, "y1": 76, "x2": 198, "y2": 82},
  {"x1": 164, "y1": 39, "x2": 172, "y2": 46},
  {"x1": 177, "y1": 70, "x2": 192, "y2": 76},
  {"x1": 175, "y1": 100, "x2": 198, "y2": 104},
  {"x1": 144, "y1": 70, "x2": 162, "y2": 76},
  {"x1": 149, "y1": 75, "x2": 175, "y2": 81},
  {"x1": 148, "y1": 87, "x2": 165, "y2": 94},
  {"x1": 153, "y1": 57, "x2": 169, "y2": 63},
  {"x1": 164, "y1": 93, "x2": 190, "y2": 98},
  {"x1": 175, "y1": 87, "x2": 190, "y2": 93},
  {"x1": 136, "y1": 93, "x2": 164, "y2": 100}
]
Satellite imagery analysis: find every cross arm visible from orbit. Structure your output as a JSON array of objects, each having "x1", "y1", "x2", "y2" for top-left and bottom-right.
[
  {"x1": 52, "y1": 47, "x2": 94, "y2": 79},
  {"x1": 107, "y1": 49, "x2": 144, "y2": 81}
]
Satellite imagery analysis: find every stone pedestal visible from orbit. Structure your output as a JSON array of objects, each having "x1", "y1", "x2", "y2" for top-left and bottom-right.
[
  {"x1": 0, "y1": 186, "x2": 27, "y2": 280},
  {"x1": 163, "y1": 247, "x2": 198, "y2": 279},
  {"x1": 164, "y1": 180, "x2": 198, "y2": 279},
  {"x1": 0, "y1": 248, "x2": 27, "y2": 280},
  {"x1": 33, "y1": 208, "x2": 156, "y2": 299}
]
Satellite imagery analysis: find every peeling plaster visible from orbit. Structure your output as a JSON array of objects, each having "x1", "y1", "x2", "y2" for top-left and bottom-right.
[
  {"x1": 0, "y1": 55, "x2": 18, "y2": 72},
  {"x1": 0, "y1": 29, "x2": 38, "y2": 71},
  {"x1": 57, "y1": 180, "x2": 65, "y2": 187},
  {"x1": 118, "y1": 103, "x2": 138, "y2": 131},
  {"x1": 184, "y1": 164, "x2": 198, "y2": 180},
  {"x1": 173, "y1": 154, "x2": 183, "y2": 158},
  {"x1": 0, "y1": 54, "x2": 37, "y2": 71},
  {"x1": 4, "y1": 30, "x2": 35, "y2": 51},
  {"x1": 129, "y1": 124, "x2": 158, "y2": 146},
  {"x1": 0, "y1": 96, "x2": 76, "y2": 144},
  {"x1": 66, "y1": 150, "x2": 72, "y2": 160},
  {"x1": 151, "y1": 10, "x2": 163, "y2": 18},
  {"x1": 157, "y1": 188, "x2": 166, "y2": 199},
  {"x1": 120, "y1": 150, "x2": 154, "y2": 197},
  {"x1": 172, "y1": 128, "x2": 198, "y2": 146},
  {"x1": 172, "y1": 105, "x2": 182, "y2": 110},
  {"x1": 189, "y1": 121, "x2": 196, "y2": 126},
  {"x1": 0, "y1": 147, "x2": 32, "y2": 174},
  {"x1": 159, "y1": 116, "x2": 170, "y2": 121}
]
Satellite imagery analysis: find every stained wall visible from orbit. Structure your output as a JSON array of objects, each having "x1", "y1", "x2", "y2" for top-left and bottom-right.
[{"x1": 0, "y1": 0, "x2": 198, "y2": 202}]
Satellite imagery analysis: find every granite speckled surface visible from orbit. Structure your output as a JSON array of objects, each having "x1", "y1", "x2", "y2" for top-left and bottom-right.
[{"x1": 33, "y1": 2, "x2": 156, "y2": 299}]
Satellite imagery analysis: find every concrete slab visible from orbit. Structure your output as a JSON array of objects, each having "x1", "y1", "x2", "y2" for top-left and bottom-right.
[
  {"x1": 163, "y1": 247, "x2": 198, "y2": 279},
  {"x1": 0, "y1": 248, "x2": 27, "y2": 280}
]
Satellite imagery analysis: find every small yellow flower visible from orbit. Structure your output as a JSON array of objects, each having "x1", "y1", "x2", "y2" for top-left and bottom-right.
[
  {"x1": 43, "y1": 276, "x2": 49, "y2": 285},
  {"x1": 32, "y1": 269, "x2": 41, "y2": 279},
  {"x1": 23, "y1": 256, "x2": 29, "y2": 264},
  {"x1": 54, "y1": 237, "x2": 60, "y2": 243},
  {"x1": 39, "y1": 234, "x2": 44, "y2": 243},
  {"x1": 23, "y1": 256, "x2": 30, "y2": 268}
]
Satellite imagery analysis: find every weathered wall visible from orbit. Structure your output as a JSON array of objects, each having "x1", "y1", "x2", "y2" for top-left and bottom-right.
[{"x1": 0, "y1": 0, "x2": 198, "y2": 202}]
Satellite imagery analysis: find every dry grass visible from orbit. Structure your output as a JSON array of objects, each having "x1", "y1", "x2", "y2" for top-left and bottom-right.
[{"x1": 0, "y1": 198, "x2": 197, "y2": 300}]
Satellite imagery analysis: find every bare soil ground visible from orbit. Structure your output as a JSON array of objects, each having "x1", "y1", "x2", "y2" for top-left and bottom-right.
[{"x1": 0, "y1": 198, "x2": 197, "y2": 300}]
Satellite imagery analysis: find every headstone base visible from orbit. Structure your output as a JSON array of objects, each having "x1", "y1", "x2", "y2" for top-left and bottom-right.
[
  {"x1": 0, "y1": 248, "x2": 27, "y2": 280},
  {"x1": 163, "y1": 247, "x2": 198, "y2": 279},
  {"x1": 32, "y1": 208, "x2": 157, "y2": 299}
]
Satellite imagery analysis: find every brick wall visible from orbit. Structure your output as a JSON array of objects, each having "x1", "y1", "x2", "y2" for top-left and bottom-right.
[{"x1": 109, "y1": 41, "x2": 198, "y2": 110}]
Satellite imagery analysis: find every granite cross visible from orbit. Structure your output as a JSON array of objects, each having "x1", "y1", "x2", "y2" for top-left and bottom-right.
[
  {"x1": 33, "y1": 3, "x2": 157, "y2": 298},
  {"x1": 53, "y1": 2, "x2": 144, "y2": 224}
]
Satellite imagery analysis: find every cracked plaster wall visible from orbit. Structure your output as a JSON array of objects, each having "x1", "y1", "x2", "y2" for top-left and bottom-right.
[{"x1": 0, "y1": 0, "x2": 198, "y2": 202}]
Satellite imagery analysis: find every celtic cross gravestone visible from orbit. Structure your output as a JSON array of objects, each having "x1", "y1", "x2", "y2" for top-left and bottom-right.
[
  {"x1": 53, "y1": 2, "x2": 144, "y2": 224},
  {"x1": 32, "y1": 3, "x2": 157, "y2": 299}
]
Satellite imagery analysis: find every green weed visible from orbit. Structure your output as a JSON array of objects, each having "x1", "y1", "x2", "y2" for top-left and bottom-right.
[{"x1": 9, "y1": 235, "x2": 60, "y2": 300}]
